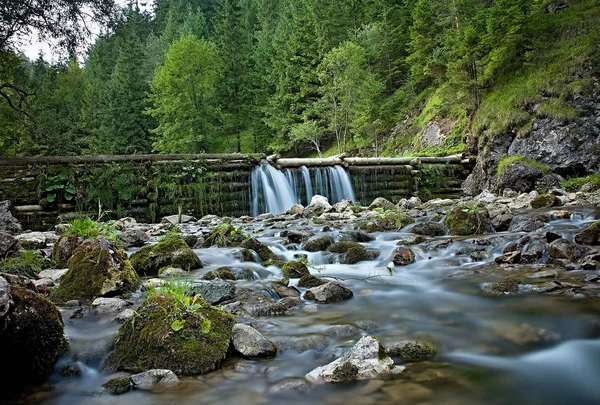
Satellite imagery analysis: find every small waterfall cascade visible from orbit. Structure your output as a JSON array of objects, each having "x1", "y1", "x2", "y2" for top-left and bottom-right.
[{"x1": 250, "y1": 163, "x2": 356, "y2": 216}]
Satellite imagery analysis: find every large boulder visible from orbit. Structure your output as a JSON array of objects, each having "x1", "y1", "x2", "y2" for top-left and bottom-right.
[
  {"x1": 327, "y1": 241, "x2": 369, "y2": 264},
  {"x1": 303, "y1": 195, "x2": 333, "y2": 218},
  {"x1": 117, "y1": 228, "x2": 149, "y2": 248},
  {"x1": 0, "y1": 282, "x2": 69, "y2": 391},
  {"x1": 306, "y1": 335, "x2": 404, "y2": 383},
  {"x1": 444, "y1": 204, "x2": 492, "y2": 235},
  {"x1": 103, "y1": 294, "x2": 235, "y2": 375},
  {"x1": 548, "y1": 238, "x2": 588, "y2": 262},
  {"x1": 303, "y1": 235, "x2": 335, "y2": 252},
  {"x1": 411, "y1": 222, "x2": 447, "y2": 237},
  {"x1": 240, "y1": 238, "x2": 277, "y2": 262},
  {"x1": 52, "y1": 235, "x2": 83, "y2": 268},
  {"x1": 0, "y1": 200, "x2": 22, "y2": 234},
  {"x1": 51, "y1": 237, "x2": 140, "y2": 304},
  {"x1": 281, "y1": 261, "x2": 310, "y2": 278},
  {"x1": 15, "y1": 232, "x2": 47, "y2": 250},
  {"x1": 369, "y1": 197, "x2": 396, "y2": 211},
  {"x1": 231, "y1": 323, "x2": 277, "y2": 358},
  {"x1": 575, "y1": 221, "x2": 600, "y2": 245},
  {"x1": 130, "y1": 236, "x2": 202, "y2": 277},
  {"x1": 496, "y1": 162, "x2": 544, "y2": 193}
]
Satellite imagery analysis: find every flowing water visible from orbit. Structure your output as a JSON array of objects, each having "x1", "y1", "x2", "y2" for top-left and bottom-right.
[
  {"x1": 21, "y1": 206, "x2": 600, "y2": 405},
  {"x1": 250, "y1": 164, "x2": 356, "y2": 216}
]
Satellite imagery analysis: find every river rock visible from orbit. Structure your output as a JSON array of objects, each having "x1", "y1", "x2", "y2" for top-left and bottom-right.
[
  {"x1": 508, "y1": 215, "x2": 544, "y2": 233},
  {"x1": 304, "y1": 195, "x2": 332, "y2": 217},
  {"x1": 231, "y1": 323, "x2": 277, "y2": 358},
  {"x1": 162, "y1": 215, "x2": 196, "y2": 225},
  {"x1": 369, "y1": 197, "x2": 396, "y2": 211},
  {"x1": 306, "y1": 335, "x2": 404, "y2": 383},
  {"x1": 131, "y1": 369, "x2": 179, "y2": 390},
  {"x1": 382, "y1": 382, "x2": 433, "y2": 403},
  {"x1": 117, "y1": 228, "x2": 149, "y2": 248},
  {"x1": 392, "y1": 247, "x2": 415, "y2": 266},
  {"x1": 497, "y1": 162, "x2": 544, "y2": 193},
  {"x1": 0, "y1": 200, "x2": 21, "y2": 233},
  {"x1": 495, "y1": 251, "x2": 521, "y2": 264},
  {"x1": 15, "y1": 232, "x2": 47, "y2": 249},
  {"x1": 339, "y1": 230, "x2": 375, "y2": 243},
  {"x1": 52, "y1": 235, "x2": 83, "y2": 268},
  {"x1": 202, "y1": 266, "x2": 237, "y2": 281},
  {"x1": 304, "y1": 282, "x2": 353, "y2": 304},
  {"x1": 37, "y1": 268, "x2": 68, "y2": 283},
  {"x1": 574, "y1": 221, "x2": 600, "y2": 245},
  {"x1": 411, "y1": 222, "x2": 447, "y2": 236},
  {"x1": 298, "y1": 274, "x2": 326, "y2": 288},
  {"x1": 268, "y1": 379, "x2": 311, "y2": 394},
  {"x1": 327, "y1": 241, "x2": 369, "y2": 264},
  {"x1": 487, "y1": 204, "x2": 513, "y2": 231},
  {"x1": 159, "y1": 267, "x2": 185, "y2": 278},
  {"x1": 521, "y1": 240, "x2": 547, "y2": 263},
  {"x1": 191, "y1": 280, "x2": 235, "y2": 305},
  {"x1": 240, "y1": 237, "x2": 277, "y2": 262},
  {"x1": 112, "y1": 308, "x2": 135, "y2": 323},
  {"x1": 202, "y1": 224, "x2": 247, "y2": 247},
  {"x1": 548, "y1": 238, "x2": 588, "y2": 262},
  {"x1": 386, "y1": 340, "x2": 436, "y2": 362},
  {"x1": 530, "y1": 194, "x2": 560, "y2": 208},
  {"x1": 92, "y1": 297, "x2": 128, "y2": 313},
  {"x1": 0, "y1": 285, "x2": 69, "y2": 391},
  {"x1": 284, "y1": 229, "x2": 314, "y2": 244},
  {"x1": 303, "y1": 235, "x2": 335, "y2": 252},
  {"x1": 481, "y1": 278, "x2": 522, "y2": 295},
  {"x1": 0, "y1": 231, "x2": 17, "y2": 257},
  {"x1": 130, "y1": 236, "x2": 202, "y2": 276},
  {"x1": 444, "y1": 204, "x2": 492, "y2": 235},
  {"x1": 103, "y1": 376, "x2": 131, "y2": 395},
  {"x1": 333, "y1": 199, "x2": 353, "y2": 212},
  {"x1": 103, "y1": 294, "x2": 235, "y2": 375},
  {"x1": 50, "y1": 237, "x2": 140, "y2": 304},
  {"x1": 282, "y1": 261, "x2": 310, "y2": 278}
]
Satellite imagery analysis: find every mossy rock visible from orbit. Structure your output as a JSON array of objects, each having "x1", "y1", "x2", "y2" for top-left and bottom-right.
[
  {"x1": 298, "y1": 274, "x2": 326, "y2": 288},
  {"x1": 0, "y1": 286, "x2": 69, "y2": 391},
  {"x1": 240, "y1": 238, "x2": 277, "y2": 262},
  {"x1": 444, "y1": 205, "x2": 492, "y2": 236},
  {"x1": 51, "y1": 235, "x2": 82, "y2": 268},
  {"x1": 202, "y1": 266, "x2": 237, "y2": 281},
  {"x1": 327, "y1": 241, "x2": 362, "y2": 254},
  {"x1": 359, "y1": 210, "x2": 415, "y2": 232},
  {"x1": 203, "y1": 224, "x2": 247, "y2": 247},
  {"x1": 574, "y1": 221, "x2": 600, "y2": 245},
  {"x1": 103, "y1": 294, "x2": 235, "y2": 375},
  {"x1": 530, "y1": 194, "x2": 560, "y2": 209},
  {"x1": 51, "y1": 237, "x2": 140, "y2": 304},
  {"x1": 263, "y1": 260, "x2": 287, "y2": 268},
  {"x1": 281, "y1": 261, "x2": 310, "y2": 278},
  {"x1": 303, "y1": 235, "x2": 335, "y2": 252},
  {"x1": 102, "y1": 375, "x2": 131, "y2": 395},
  {"x1": 130, "y1": 237, "x2": 202, "y2": 277},
  {"x1": 343, "y1": 247, "x2": 369, "y2": 264}
]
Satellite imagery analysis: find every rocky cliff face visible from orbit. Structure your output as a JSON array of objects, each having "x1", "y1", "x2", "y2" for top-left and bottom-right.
[{"x1": 463, "y1": 85, "x2": 600, "y2": 195}]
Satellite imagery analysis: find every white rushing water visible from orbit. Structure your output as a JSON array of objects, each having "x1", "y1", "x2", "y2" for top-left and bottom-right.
[{"x1": 250, "y1": 163, "x2": 356, "y2": 216}]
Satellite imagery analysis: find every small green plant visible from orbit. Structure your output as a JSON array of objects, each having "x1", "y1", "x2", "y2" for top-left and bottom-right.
[
  {"x1": 561, "y1": 173, "x2": 600, "y2": 191},
  {"x1": 44, "y1": 172, "x2": 76, "y2": 203},
  {"x1": 62, "y1": 217, "x2": 119, "y2": 241},
  {"x1": 1, "y1": 250, "x2": 55, "y2": 277}
]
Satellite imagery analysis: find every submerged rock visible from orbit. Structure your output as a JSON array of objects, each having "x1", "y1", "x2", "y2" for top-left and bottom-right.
[
  {"x1": 282, "y1": 261, "x2": 310, "y2": 278},
  {"x1": 0, "y1": 284, "x2": 69, "y2": 391},
  {"x1": 482, "y1": 278, "x2": 522, "y2": 295},
  {"x1": 240, "y1": 238, "x2": 277, "y2": 262},
  {"x1": 103, "y1": 294, "x2": 235, "y2": 375},
  {"x1": 51, "y1": 237, "x2": 140, "y2": 304},
  {"x1": 231, "y1": 323, "x2": 277, "y2": 358},
  {"x1": 304, "y1": 282, "x2": 353, "y2": 304},
  {"x1": 130, "y1": 236, "x2": 202, "y2": 277},
  {"x1": 574, "y1": 221, "x2": 600, "y2": 245},
  {"x1": 386, "y1": 340, "x2": 436, "y2": 362},
  {"x1": 131, "y1": 369, "x2": 179, "y2": 390},
  {"x1": 306, "y1": 335, "x2": 404, "y2": 383},
  {"x1": 392, "y1": 246, "x2": 415, "y2": 266}
]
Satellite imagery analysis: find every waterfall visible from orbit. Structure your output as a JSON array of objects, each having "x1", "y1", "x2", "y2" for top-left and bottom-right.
[{"x1": 250, "y1": 163, "x2": 356, "y2": 216}]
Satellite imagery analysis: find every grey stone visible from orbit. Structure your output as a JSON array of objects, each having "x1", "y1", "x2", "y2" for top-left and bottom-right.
[
  {"x1": 112, "y1": 308, "x2": 135, "y2": 323},
  {"x1": 117, "y1": 228, "x2": 149, "y2": 248},
  {"x1": 306, "y1": 335, "x2": 404, "y2": 383},
  {"x1": 131, "y1": 369, "x2": 179, "y2": 390},
  {"x1": 369, "y1": 197, "x2": 396, "y2": 211},
  {"x1": 15, "y1": 232, "x2": 47, "y2": 249},
  {"x1": 231, "y1": 323, "x2": 277, "y2": 358},
  {"x1": 191, "y1": 280, "x2": 235, "y2": 305},
  {"x1": 303, "y1": 235, "x2": 335, "y2": 252},
  {"x1": 0, "y1": 201, "x2": 22, "y2": 234},
  {"x1": 508, "y1": 215, "x2": 544, "y2": 233},
  {"x1": 386, "y1": 340, "x2": 436, "y2": 362},
  {"x1": 37, "y1": 269, "x2": 68, "y2": 283},
  {"x1": 91, "y1": 297, "x2": 128, "y2": 313},
  {"x1": 159, "y1": 267, "x2": 186, "y2": 278},
  {"x1": 162, "y1": 215, "x2": 196, "y2": 225},
  {"x1": 0, "y1": 231, "x2": 17, "y2": 257},
  {"x1": 0, "y1": 276, "x2": 12, "y2": 317},
  {"x1": 304, "y1": 282, "x2": 353, "y2": 304},
  {"x1": 411, "y1": 222, "x2": 447, "y2": 236}
]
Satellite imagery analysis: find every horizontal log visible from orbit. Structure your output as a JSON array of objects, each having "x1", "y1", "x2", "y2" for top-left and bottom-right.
[
  {"x1": 275, "y1": 157, "x2": 344, "y2": 167},
  {"x1": 15, "y1": 205, "x2": 44, "y2": 212},
  {"x1": 344, "y1": 157, "x2": 420, "y2": 166},
  {"x1": 417, "y1": 155, "x2": 463, "y2": 164}
]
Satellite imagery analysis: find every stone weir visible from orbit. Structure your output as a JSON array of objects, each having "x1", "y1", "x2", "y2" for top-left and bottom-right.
[{"x1": 0, "y1": 154, "x2": 473, "y2": 230}]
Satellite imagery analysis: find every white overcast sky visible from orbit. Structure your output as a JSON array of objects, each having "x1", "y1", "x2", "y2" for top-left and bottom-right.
[{"x1": 21, "y1": 0, "x2": 155, "y2": 61}]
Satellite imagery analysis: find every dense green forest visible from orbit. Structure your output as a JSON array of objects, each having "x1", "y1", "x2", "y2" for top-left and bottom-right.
[{"x1": 0, "y1": 0, "x2": 598, "y2": 157}]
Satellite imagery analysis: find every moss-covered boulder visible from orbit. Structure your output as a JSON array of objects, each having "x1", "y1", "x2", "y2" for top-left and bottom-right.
[
  {"x1": 202, "y1": 266, "x2": 237, "y2": 281},
  {"x1": 240, "y1": 238, "x2": 277, "y2": 262},
  {"x1": 130, "y1": 236, "x2": 202, "y2": 277},
  {"x1": 444, "y1": 204, "x2": 492, "y2": 235},
  {"x1": 326, "y1": 241, "x2": 369, "y2": 264},
  {"x1": 281, "y1": 261, "x2": 310, "y2": 278},
  {"x1": 303, "y1": 235, "x2": 335, "y2": 252},
  {"x1": 530, "y1": 194, "x2": 560, "y2": 209},
  {"x1": 298, "y1": 274, "x2": 326, "y2": 288},
  {"x1": 574, "y1": 221, "x2": 600, "y2": 245},
  {"x1": 0, "y1": 284, "x2": 69, "y2": 391},
  {"x1": 50, "y1": 237, "x2": 140, "y2": 304},
  {"x1": 203, "y1": 224, "x2": 247, "y2": 247},
  {"x1": 359, "y1": 210, "x2": 415, "y2": 232},
  {"x1": 52, "y1": 235, "x2": 82, "y2": 268},
  {"x1": 103, "y1": 294, "x2": 235, "y2": 375}
]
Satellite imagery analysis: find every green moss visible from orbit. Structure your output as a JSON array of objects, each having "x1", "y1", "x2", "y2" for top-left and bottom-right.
[
  {"x1": 102, "y1": 376, "x2": 131, "y2": 395},
  {"x1": 263, "y1": 260, "x2": 287, "y2": 268},
  {"x1": 281, "y1": 261, "x2": 310, "y2": 278},
  {"x1": 51, "y1": 235, "x2": 82, "y2": 268},
  {"x1": 561, "y1": 173, "x2": 600, "y2": 191},
  {"x1": 202, "y1": 224, "x2": 247, "y2": 248},
  {"x1": 496, "y1": 155, "x2": 551, "y2": 179},
  {"x1": 298, "y1": 274, "x2": 326, "y2": 288},
  {"x1": 51, "y1": 239, "x2": 140, "y2": 304},
  {"x1": 202, "y1": 266, "x2": 236, "y2": 280},
  {"x1": 444, "y1": 204, "x2": 491, "y2": 236},
  {"x1": 103, "y1": 294, "x2": 235, "y2": 375},
  {"x1": 537, "y1": 98, "x2": 578, "y2": 124},
  {"x1": 1, "y1": 250, "x2": 54, "y2": 278},
  {"x1": 240, "y1": 238, "x2": 277, "y2": 262},
  {"x1": 327, "y1": 241, "x2": 363, "y2": 254},
  {"x1": 130, "y1": 236, "x2": 202, "y2": 277},
  {"x1": 530, "y1": 194, "x2": 560, "y2": 209}
]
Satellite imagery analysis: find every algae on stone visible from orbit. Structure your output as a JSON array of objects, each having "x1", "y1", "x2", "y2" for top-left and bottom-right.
[
  {"x1": 103, "y1": 294, "x2": 235, "y2": 375},
  {"x1": 281, "y1": 261, "x2": 310, "y2": 278},
  {"x1": 444, "y1": 204, "x2": 492, "y2": 235},
  {"x1": 130, "y1": 236, "x2": 202, "y2": 277}
]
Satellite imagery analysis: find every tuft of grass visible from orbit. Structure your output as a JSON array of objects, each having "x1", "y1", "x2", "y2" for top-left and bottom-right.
[
  {"x1": 536, "y1": 98, "x2": 578, "y2": 124},
  {"x1": 496, "y1": 155, "x2": 551, "y2": 179},
  {"x1": 561, "y1": 173, "x2": 600, "y2": 191},
  {"x1": 1, "y1": 250, "x2": 55, "y2": 277},
  {"x1": 61, "y1": 217, "x2": 119, "y2": 241}
]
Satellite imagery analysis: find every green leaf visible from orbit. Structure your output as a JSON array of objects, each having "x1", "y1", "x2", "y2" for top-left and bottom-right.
[
  {"x1": 201, "y1": 318, "x2": 211, "y2": 334},
  {"x1": 171, "y1": 319, "x2": 186, "y2": 331},
  {"x1": 47, "y1": 193, "x2": 57, "y2": 202}
]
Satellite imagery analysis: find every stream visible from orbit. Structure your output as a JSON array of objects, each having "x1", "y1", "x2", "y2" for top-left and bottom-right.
[{"x1": 29, "y1": 206, "x2": 600, "y2": 405}]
